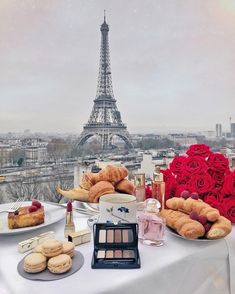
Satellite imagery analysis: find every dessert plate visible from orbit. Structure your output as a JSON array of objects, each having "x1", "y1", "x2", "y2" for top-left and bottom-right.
[
  {"x1": 166, "y1": 226, "x2": 220, "y2": 242},
  {"x1": 0, "y1": 202, "x2": 65, "y2": 235},
  {"x1": 18, "y1": 250, "x2": 84, "y2": 281}
]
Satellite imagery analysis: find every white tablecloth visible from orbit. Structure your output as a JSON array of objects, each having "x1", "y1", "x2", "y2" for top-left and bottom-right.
[{"x1": 0, "y1": 212, "x2": 234, "y2": 294}]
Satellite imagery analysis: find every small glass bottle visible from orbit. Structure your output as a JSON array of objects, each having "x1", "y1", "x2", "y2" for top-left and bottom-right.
[
  {"x1": 137, "y1": 198, "x2": 165, "y2": 246},
  {"x1": 64, "y1": 201, "x2": 75, "y2": 238},
  {"x1": 134, "y1": 173, "x2": 146, "y2": 203},
  {"x1": 152, "y1": 166, "x2": 165, "y2": 209}
]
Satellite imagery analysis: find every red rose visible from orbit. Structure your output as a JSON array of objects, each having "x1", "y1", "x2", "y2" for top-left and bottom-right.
[
  {"x1": 169, "y1": 156, "x2": 187, "y2": 176},
  {"x1": 221, "y1": 171, "x2": 235, "y2": 196},
  {"x1": 222, "y1": 197, "x2": 235, "y2": 223},
  {"x1": 186, "y1": 144, "x2": 211, "y2": 158},
  {"x1": 161, "y1": 169, "x2": 177, "y2": 199},
  {"x1": 207, "y1": 153, "x2": 229, "y2": 173},
  {"x1": 182, "y1": 156, "x2": 208, "y2": 175},
  {"x1": 175, "y1": 184, "x2": 190, "y2": 196},
  {"x1": 145, "y1": 185, "x2": 152, "y2": 199},
  {"x1": 188, "y1": 173, "x2": 213, "y2": 196},
  {"x1": 208, "y1": 170, "x2": 225, "y2": 188},
  {"x1": 161, "y1": 169, "x2": 175, "y2": 183},
  {"x1": 176, "y1": 173, "x2": 191, "y2": 185},
  {"x1": 204, "y1": 195, "x2": 226, "y2": 216},
  {"x1": 205, "y1": 188, "x2": 223, "y2": 201}
]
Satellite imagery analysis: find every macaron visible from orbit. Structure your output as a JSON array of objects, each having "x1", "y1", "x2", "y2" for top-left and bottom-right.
[
  {"x1": 62, "y1": 241, "x2": 75, "y2": 258},
  {"x1": 32, "y1": 244, "x2": 43, "y2": 254},
  {"x1": 48, "y1": 254, "x2": 72, "y2": 274},
  {"x1": 24, "y1": 253, "x2": 47, "y2": 273},
  {"x1": 42, "y1": 239, "x2": 63, "y2": 257}
]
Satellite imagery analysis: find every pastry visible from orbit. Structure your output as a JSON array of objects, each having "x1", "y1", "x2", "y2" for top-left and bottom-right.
[
  {"x1": 8, "y1": 201, "x2": 44, "y2": 229},
  {"x1": 42, "y1": 239, "x2": 63, "y2": 257},
  {"x1": 166, "y1": 197, "x2": 220, "y2": 222},
  {"x1": 24, "y1": 253, "x2": 47, "y2": 273},
  {"x1": 56, "y1": 186, "x2": 89, "y2": 201},
  {"x1": 115, "y1": 179, "x2": 135, "y2": 195},
  {"x1": 62, "y1": 241, "x2": 75, "y2": 258},
  {"x1": 80, "y1": 172, "x2": 98, "y2": 190},
  {"x1": 206, "y1": 216, "x2": 232, "y2": 240},
  {"x1": 161, "y1": 209, "x2": 205, "y2": 239},
  {"x1": 97, "y1": 165, "x2": 128, "y2": 184},
  {"x1": 48, "y1": 254, "x2": 72, "y2": 274},
  {"x1": 88, "y1": 181, "x2": 115, "y2": 203}
]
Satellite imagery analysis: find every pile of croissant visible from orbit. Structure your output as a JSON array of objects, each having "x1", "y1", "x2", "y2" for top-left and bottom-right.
[
  {"x1": 56, "y1": 165, "x2": 135, "y2": 203},
  {"x1": 161, "y1": 197, "x2": 232, "y2": 240}
]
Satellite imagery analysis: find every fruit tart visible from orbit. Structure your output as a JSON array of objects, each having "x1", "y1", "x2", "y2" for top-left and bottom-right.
[{"x1": 8, "y1": 200, "x2": 45, "y2": 229}]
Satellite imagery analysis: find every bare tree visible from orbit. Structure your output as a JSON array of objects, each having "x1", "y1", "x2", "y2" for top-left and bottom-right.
[
  {"x1": 41, "y1": 164, "x2": 74, "y2": 203},
  {"x1": 5, "y1": 178, "x2": 43, "y2": 202},
  {"x1": 42, "y1": 177, "x2": 73, "y2": 203},
  {"x1": 0, "y1": 187, "x2": 5, "y2": 204}
]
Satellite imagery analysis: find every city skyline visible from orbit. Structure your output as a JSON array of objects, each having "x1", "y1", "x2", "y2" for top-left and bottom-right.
[{"x1": 0, "y1": 0, "x2": 235, "y2": 134}]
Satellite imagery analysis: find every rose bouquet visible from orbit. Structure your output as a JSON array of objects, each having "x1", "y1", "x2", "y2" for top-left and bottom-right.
[{"x1": 162, "y1": 144, "x2": 235, "y2": 223}]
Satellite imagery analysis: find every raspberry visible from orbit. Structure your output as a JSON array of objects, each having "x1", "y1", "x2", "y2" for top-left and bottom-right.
[
  {"x1": 32, "y1": 199, "x2": 41, "y2": 208},
  {"x1": 28, "y1": 205, "x2": 38, "y2": 213},
  {"x1": 198, "y1": 215, "x2": 207, "y2": 225},
  {"x1": 191, "y1": 192, "x2": 199, "y2": 200},
  {"x1": 204, "y1": 223, "x2": 212, "y2": 233},
  {"x1": 189, "y1": 211, "x2": 199, "y2": 221},
  {"x1": 180, "y1": 190, "x2": 190, "y2": 199}
]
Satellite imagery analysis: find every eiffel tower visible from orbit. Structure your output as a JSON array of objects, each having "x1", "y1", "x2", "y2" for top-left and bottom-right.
[{"x1": 77, "y1": 13, "x2": 133, "y2": 150}]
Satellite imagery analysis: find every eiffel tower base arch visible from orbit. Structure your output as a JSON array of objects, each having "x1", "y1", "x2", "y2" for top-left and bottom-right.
[{"x1": 77, "y1": 127, "x2": 133, "y2": 150}]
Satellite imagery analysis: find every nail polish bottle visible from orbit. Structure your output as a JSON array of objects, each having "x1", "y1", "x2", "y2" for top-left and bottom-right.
[
  {"x1": 64, "y1": 201, "x2": 75, "y2": 238},
  {"x1": 137, "y1": 198, "x2": 165, "y2": 246}
]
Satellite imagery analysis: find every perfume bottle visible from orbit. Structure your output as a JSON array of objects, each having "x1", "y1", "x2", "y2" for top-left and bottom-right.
[
  {"x1": 134, "y1": 173, "x2": 146, "y2": 203},
  {"x1": 137, "y1": 199, "x2": 165, "y2": 246},
  {"x1": 152, "y1": 166, "x2": 165, "y2": 209},
  {"x1": 64, "y1": 201, "x2": 75, "y2": 238}
]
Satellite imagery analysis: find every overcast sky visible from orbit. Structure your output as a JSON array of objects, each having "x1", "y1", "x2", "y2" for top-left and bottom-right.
[{"x1": 0, "y1": 0, "x2": 235, "y2": 134}]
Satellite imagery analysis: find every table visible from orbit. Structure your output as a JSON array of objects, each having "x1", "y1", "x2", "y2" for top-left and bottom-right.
[{"x1": 0, "y1": 211, "x2": 234, "y2": 294}]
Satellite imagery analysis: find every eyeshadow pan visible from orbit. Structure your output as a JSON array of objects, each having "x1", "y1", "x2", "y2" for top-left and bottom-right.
[
  {"x1": 99, "y1": 229, "x2": 106, "y2": 243},
  {"x1": 106, "y1": 250, "x2": 114, "y2": 258},
  {"x1": 97, "y1": 250, "x2": 105, "y2": 258},
  {"x1": 123, "y1": 250, "x2": 135, "y2": 258},
  {"x1": 115, "y1": 229, "x2": 122, "y2": 243},
  {"x1": 107, "y1": 229, "x2": 114, "y2": 243},
  {"x1": 128, "y1": 229, "x2": 133, "y2": 242},
  {"x1": 114, "y1": 250, "x2": 122, "y2": 258},
  {"x1": 122, "y1": 229, "x2": 129, "y2": 243}
]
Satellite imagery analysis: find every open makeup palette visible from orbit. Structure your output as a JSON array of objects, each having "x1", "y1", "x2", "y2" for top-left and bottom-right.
[{"x1": 92, "y1": 223, "x2": 140, "y2": 269}]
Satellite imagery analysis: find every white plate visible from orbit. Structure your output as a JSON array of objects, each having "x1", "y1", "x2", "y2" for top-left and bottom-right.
[
  {"x1": 166, "y1": 226, "x2": 220, "y2": 242},
  {"x1": 0, "y1": 202, "x2": 65, "y2": 235}
]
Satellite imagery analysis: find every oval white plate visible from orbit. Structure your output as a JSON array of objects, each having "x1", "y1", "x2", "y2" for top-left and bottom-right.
[
  {"x1": 166, "y1": 226, "x2": 221, "y2": 242},
  {"x1": 0, "y1": 202, "x2": 65, "y2": 235}
]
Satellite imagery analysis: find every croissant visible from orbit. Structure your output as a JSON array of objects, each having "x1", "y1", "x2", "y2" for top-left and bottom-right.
[
  {"x1": 56, "y1": 186, "x2": 89, "y2": 201},
  {"x1": 97, "y1": 165, "x2": 128, "y2": 184},
  {"x1": 161, "y1": 209, "x2": 205, "y2": 239},
  {"x1": 206, "y1": 216, "x2": 232, "y2": 240},
  {"x1": 115, "y1": 179, "x2": 135, "y2": 195},
  {"x1": 80, "y1": 172, "x2": 98, "y2": 190},
  {"x1": 88, "y1": 181, "x2": 115, "y2": 203},
  {"x1": 166, "y1": 197, "x2": 220, "y2": 222}
]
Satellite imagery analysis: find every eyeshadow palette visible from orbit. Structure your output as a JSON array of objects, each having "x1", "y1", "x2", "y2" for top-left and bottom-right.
[{"x1": 92, "y1": 223, "x2": 140, "y2": 269}]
